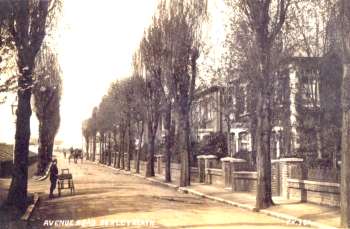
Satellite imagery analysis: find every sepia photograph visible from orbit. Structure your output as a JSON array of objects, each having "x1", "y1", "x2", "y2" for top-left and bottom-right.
[{"x1": 0, "y1": 0, "x2": 349, "y2": 228}]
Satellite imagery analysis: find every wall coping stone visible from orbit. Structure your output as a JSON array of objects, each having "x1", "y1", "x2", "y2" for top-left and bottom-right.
[
  {"x1": 197, "y1": 155, "x2": 217, "y2": 159},
  {"x1": 233, "y1": 171, "x2": 257, "y2": 179},
  {"x1": 287, "y1": 178, "x2": 340, "y2": 188},
  {"x1": 276, "y1": 158, "x2": 304, "y2": 163},
  {"x1": 207, "y1": 168, "x2": 223, "y2": 176},
  {"x1": 220, "y1": 157, "x2": 246, "y2": 163}
]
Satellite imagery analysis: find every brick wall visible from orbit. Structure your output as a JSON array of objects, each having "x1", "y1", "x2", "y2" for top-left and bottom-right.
[
  {"x1": 233, "y1": 171, "x2": 257, "y2": 192},
  {"x1": 130, "y1": 160, "x2": 199, "y2": 184},
  {"x1": 288, "y1": 179, "x2": 340, "y2": 207},
  {"x1": 207, "y1": 168, "x2": 224, "y2": 187}
]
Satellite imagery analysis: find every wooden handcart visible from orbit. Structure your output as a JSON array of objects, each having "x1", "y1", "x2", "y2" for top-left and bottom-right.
[{"x1": 57, "y1": 169, "x2": 75, "y2": 196}]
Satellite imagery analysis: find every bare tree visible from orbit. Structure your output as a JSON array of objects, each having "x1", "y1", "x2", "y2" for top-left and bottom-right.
[
  {"x1": 158, "y1": 0, "x2": 207, "y2": 187},
  {"x1": 139, "y1": 20, "x2": 164, "y2": 177},
  {"x1": 237, "y1": 0, "x2": 290, "y2": 209},
  {"x1": 130, "y1": 55, "x2": 147, "y2": 173},
  {"x1": 33, "y1": 44, "x2": 62, "y2": 176},
  {"x1": 6, "y1": 0, "x2": 61, "y2": 210}
]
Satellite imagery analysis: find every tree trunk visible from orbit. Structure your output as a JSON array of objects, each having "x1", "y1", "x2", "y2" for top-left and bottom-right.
[
  {"x1": 226, "y1": 118, "x2": 232, "y2": 157},
  {"x1": 120, "y1": 132, "x2": 125, "y2": 169},
  {"x1": 7, "y1": 76, "x2": 32, "y2": 210},
  {"x1": 179, "y1": 110, "x2": 191, "y2": 187},
  {"x1": 108, "y1": 132, "x2": 112, "y2": 166},
  {"x1": 255, "y1": 40, "x2": 274, "y2": 209},
  {"x1": 178, "y1": 51, "x2": 198, "y2": 187},
  {"x1": 36, "y1": 121, "x2": 49, "y2": 175},
  {"x1": 47, "y1": 141, "x2": 54, "y2": 162},
  {"x1": 85, "y1": 137, "x2": 90, "y2": 160},
  {"x1": 146, "y1": 121, "x2": 156, "y2": 177},
  {"x1": 164, "y1": 102, "x2": 172, "y2": 182},
  {"x1": 92, "y1": 133, "x2": 96, "y2": 161},
  {"x1": 316, "y1": 112, "x2": 323, "y2": 159},
  {"x1": 126, "y1": 121, "x2": 132, "y2": 171},
  {"x1": 116, "y1": 133, "x2": 122, "y2": 168},
  {"x1": 90, "y1": 137, "x2": 93, "y2": 160},
  {"x1": 113, "y1": 132, "x2": 117, "y2": 167},
  {"x1": 341, "y1": 60, "x2": 350, "y2": 228},
  {"x1": 255, "y1": 92, "x2": 274, "y2": 209},
  {"x1": 102, "y1": 134, "x2": 106, "y2": 164},
  {"x1": 145, "y1": 131, "x2": 156, "y2": 177},
  {"x1": 135, "y1": 121, "x2": 144, "y2": 174},
  {"x1": 99, "y1": 133, "x2": 103, "y2": 163}
]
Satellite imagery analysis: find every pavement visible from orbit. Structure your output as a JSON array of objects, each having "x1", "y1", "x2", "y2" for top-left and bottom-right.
[
  {"x1": 147, "y1": 176, "x2": 340, "y2": 229},
  {"x1": 0, "y1": 152, "x2": 340, "y2": 228}
]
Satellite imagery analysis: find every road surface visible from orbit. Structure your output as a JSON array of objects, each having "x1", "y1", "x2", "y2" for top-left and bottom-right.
[{"x1": 29, "y1": 153, "x2": 308, "y2": 228}]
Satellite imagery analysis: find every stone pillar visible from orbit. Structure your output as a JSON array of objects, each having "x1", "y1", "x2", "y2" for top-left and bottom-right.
[
  {"x1": 271, "y1": 159, "x2": 280, "y2": 196},
  {"x1": 197, "y1": 155, "x2": 206, "y2": 183},
  {"x1": 221, "y1": 157, "x2": 233, "y2": 188},
  {"x1": 155, "y1": 155, "x2": 164, "y2": 175},
  {"x1": 230, "y1": 158, "x2": 246, "y2": 192},
  {"x1": 235, "y1": 133, "x2": 240, "y2": 154},
  {"x1": 221, "y1": 157, "x2": 246, "y2": 189},
  {"x1": 204, "y1": 155, "x2": 217, "y2": 184},
  {"x1": 278, "y1": 158, "x2": 304, "y2": 199}
]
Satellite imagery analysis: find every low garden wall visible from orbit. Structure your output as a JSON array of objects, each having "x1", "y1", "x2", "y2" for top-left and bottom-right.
[
  {"x1": 207, "y1": 168, "x2": 224, "y2": 187},
  {"x1": 233, "y1": 171, "x2": 257, "y2": 192},
  {"x1": 106, "y1": 155, "x2": 342, "y2": 208},
  {"x1": 287, "y1": 179, "x2": 340, "y2": 207},
  {"x1": 128, "y1": 159, "x2": 199, "y2": 183}
]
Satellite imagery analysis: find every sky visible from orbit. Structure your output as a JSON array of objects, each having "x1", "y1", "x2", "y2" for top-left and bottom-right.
[
  {"x1": 57, "y1": 0, "x2": 160, "y2": 147},
  {"x1": 0, "y1": 0, "x2": 226, "y2": 148},
  {"x1": 0, "y1": 0, "x2": 158, "y2": 147}
]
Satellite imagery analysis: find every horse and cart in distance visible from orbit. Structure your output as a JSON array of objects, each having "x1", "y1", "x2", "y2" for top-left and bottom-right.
[{"x1": 62, "y1": 147, "x2": 83, "y2": 163}]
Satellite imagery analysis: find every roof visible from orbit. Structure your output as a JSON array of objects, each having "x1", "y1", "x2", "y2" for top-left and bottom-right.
[
  {"x1": 0, "y1": 143, "x2": 37, "y2": 162},
  {"x1": 194, "y1": 85, "x2": 222, "y2": 100}
]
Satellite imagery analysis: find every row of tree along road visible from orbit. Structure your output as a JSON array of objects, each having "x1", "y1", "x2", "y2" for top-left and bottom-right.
[
  {"x1": 82, "y1": 0, "x2": 350, "y2": 227},
  {"x1": 2, "y1": 0, "x2": 350, "y2": 228}
]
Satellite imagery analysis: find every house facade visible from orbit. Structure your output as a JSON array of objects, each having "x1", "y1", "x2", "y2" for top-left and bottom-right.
[{"x1": 191, "y1": 56, "x2": 342, "y2": 164}]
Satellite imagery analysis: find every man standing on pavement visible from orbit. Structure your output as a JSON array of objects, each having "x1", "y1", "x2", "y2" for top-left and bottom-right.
[{"x1": 49, "y1": 159, "x2": 58, "y2": 198}]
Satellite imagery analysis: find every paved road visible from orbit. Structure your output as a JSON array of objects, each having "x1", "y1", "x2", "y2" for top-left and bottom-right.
[{"x1": 29, "y1": 153, "x2": 308, "y2": 228}]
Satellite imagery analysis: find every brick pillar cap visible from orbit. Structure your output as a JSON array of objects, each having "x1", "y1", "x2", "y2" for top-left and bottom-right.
[
  {"x1": 197, "y1": 155, "x2": 217, "y2": 159},
  {"x1": 277, "y1": 157, "x2": 304, "y2": 163},
  {"x1": 220, "y1": 157, "x2": 246, "y2": 163}
]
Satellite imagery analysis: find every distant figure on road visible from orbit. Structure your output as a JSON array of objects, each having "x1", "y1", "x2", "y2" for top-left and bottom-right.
[
  {"x1": 69, "y1": 147, "x2": 74, "y2": 163},
  {"x1": 74, "y1": 149, "x2": 78, "y2": 164},
  {"x1": 49, "y1": 159, "x2": 58, "y2": 198},
  {"x1": 63, "y1": 149, "x2": 66, "y2": 158}
]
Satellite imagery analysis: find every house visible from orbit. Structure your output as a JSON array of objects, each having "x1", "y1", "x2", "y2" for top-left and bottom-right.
[
  {"x1": 191, "y1": 85, "x2": 223, "y2": 141},
  {"x1": 191, "y1": 56, "x2": 342, "y2": 164}
]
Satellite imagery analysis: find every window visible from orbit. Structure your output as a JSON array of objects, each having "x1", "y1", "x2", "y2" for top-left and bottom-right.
[
  {"x1": 239, "y1": 132, "x2": 250, "y2": 151},
  {"x1": 299, "y1": 68, "x2": 320, "y2": 108},
  {"x1": 273, "y1": 76, "x2": 286, "y2": 107}
]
